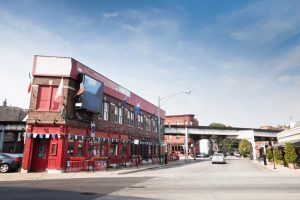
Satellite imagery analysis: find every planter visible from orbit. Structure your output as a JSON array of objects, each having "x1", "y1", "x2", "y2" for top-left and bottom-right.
[{"x1": 288, "y1": 163, "x2": 296, "y2": 169}]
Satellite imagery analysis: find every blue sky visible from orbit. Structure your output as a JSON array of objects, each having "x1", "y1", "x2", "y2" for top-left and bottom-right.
[{"x1": 0, "y1": 0, "x2": 299, "y2": 127}]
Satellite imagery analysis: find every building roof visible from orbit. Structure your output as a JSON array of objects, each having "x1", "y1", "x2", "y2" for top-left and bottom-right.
[
  {"x1": 0, "y1": 104, "x2": 28, "y2": 122},
  {"x1": 32, "y1": 55, "x2": 165, "y2": 118}
]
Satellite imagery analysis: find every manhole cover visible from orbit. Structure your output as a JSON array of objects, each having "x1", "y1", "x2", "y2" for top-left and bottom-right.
[
  {"x1": 129, "y1": 185, "x2": 145, "y2": 188},
  {"x1": 81, "y1": 192, "x2": 97, "y2": 196}
]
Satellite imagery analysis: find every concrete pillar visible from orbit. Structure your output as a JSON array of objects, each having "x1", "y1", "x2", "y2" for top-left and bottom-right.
[
  {"x1": 193, "y1": 138, "x2": 196, "y2": 160},
  {"x1": 185, "y1": 126, "x2": 188, "y2": 162}
]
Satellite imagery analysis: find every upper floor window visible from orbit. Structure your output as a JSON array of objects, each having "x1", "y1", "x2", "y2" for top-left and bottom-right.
[
  {"x1": 114, "y1": 106, "x2": 118, "y2": 123},
  {"x1": 118, "y1": 107, "x2": 123, "y2": 124},
  {"x1": 129, "y1": 111, "x2": 134, "y2": 126},
  {"x1": 103, "y1": 102, "x2": 109, "y2": 121},
  {"x1": 138, "y1": 114, "x2": 144, "y2": 129},
  {"x1": 36, "y1": 85, "x2": 61, "y2": 111}
]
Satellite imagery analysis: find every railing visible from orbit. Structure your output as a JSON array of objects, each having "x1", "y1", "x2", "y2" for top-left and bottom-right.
[{"x1": 65, "y1": 159, "x2": 108, "y2": 173}]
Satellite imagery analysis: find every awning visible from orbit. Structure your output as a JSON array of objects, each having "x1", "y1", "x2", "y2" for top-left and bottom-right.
[{"x1": 276, "y1": 138, "x2": 300, "y2": 147}]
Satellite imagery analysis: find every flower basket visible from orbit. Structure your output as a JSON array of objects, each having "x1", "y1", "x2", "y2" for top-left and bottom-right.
[
  {"x1": 69, "y1": 157, "x2": 85, "y2": 161},
  {"x1": 288, "y1": 163, "x2": 296, "y2": 169},
  {"x1": 91, "y1": 156, "x2": 108, "y2": 161}
]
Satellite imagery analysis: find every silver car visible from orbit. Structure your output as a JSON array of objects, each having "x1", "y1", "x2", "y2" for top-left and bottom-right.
[{"x1": 212, "y1": 153, "x2": 226, "y2": 164}]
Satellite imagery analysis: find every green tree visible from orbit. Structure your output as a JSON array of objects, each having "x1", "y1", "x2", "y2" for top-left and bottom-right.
[
  {"x1": 209, "y1": 123, "x2": 226, "y2": 128},
  {"x1": 284, "y1": 142, "x2": 297, "y2": 164},
  {"x1": 273, "y1": 147, "x2": 283, "y2": 164},
  {"x1": 266, "y1": 147, "x2": 273, "y2": 162},
  {"x1": 238, "y1": 139, "x2": 250, "y2": 157}
]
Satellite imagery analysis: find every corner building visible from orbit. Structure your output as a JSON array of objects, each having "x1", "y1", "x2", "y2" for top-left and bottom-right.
[{"x1": 22, "y1": 55, "x2": 165, "y2": 172}]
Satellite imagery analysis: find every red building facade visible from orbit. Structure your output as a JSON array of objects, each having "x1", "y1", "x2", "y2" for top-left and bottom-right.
[
  {"x1": 22, "y1": 55, "x2": 165, "y2": 172},
  {"x1": 164, "y1": 114, "x2": 199, "y2": 159}
]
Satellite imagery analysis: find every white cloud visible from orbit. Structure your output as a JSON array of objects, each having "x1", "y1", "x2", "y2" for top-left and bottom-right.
[{"x1": 102, "y1": 12, "x2": 119, "y2": 19}]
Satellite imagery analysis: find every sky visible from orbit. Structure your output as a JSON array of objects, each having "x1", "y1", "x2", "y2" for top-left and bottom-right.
[{"x1": 0, "y1": 0, "x2": 299, "y2": 128}]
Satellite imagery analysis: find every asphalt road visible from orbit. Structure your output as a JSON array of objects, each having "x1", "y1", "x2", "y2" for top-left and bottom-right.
[{"x1": 1, "y1": 159, "x2": 300, "y2": 200}]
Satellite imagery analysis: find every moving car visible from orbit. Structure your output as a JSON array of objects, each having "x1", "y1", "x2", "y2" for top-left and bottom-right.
[
  {"x1": 0, "y1": 153, "x2": 22, "y2": 173},
  {"x1": 212, "y1": 152, "x2": 226, "y2": 164}
]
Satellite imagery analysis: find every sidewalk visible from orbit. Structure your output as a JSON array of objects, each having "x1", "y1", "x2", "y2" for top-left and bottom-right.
[
  {"x1": 251, "y1": 159, "x2": 300, "y2": 174},
  {"x1": 0, "y1": 160, "x2": 188, "y2": 182}
]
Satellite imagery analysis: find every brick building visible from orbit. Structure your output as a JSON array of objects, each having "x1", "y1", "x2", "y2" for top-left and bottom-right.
[
  {"x1": 22, "y1": 55, "x2": 165, "y2": 172},
  {"x1": 164, "y1": 114, "x2": 199, "y2": 159}
]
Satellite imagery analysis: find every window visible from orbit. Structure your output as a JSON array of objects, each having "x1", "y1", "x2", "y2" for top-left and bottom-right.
[
  {"x1": 109, "y1": 144, "x2": 118, "y2": 156},
  {"x1": 103, "y1": 102, "x2": 109, "y2": 121},
  {"x1": 78, "y1": 142, "x2": 84, "y2": 157},
  {"x1": 130, "y1": 112, "x2": 134, "y2": 126},
  {"x1": 126, "y1": 109, "x2": 130, "y2": 125},
  {"x1": 67, "y1": 140, "x2": 74, "y2": 157},
  {"x1": 50, "y1": 143, "x2": 57, "y2": 156},
  {"x1": 36, "y1": 85, "x2": 61, "y2": 111},
  {"x1": 121, "y1": 144, "x2": 127, "y2": 156},
  {"x1": 100, "y1": 144, "x2": 106, "y2": 157},
  {"x1": 118, "y1": 107, "x2": 123, "y2": 124},
  {"x1": 138, "y1": 115, "x2": 144, "y2": 129},
  {"x1": 114, "y1": 106, "x2": 118, "y2": 123},
  {"x1": 89, "y1": 145, "x2": 97, "y2": 157},
  {"x1": 176, "y1": 135, "x2": 180, "y2": 139}
]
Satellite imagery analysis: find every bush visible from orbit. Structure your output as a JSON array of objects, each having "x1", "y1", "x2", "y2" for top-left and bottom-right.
[
  {"x1": 284, "y1": 142, "x2": 297, "y2": 164},
  {"x1": 266, "y1": 147, "x2": 273, "y2": 162},
  {"x1": 238, "y1": 139, "x2": 250, "y2": 157},
  {"x1": 273, "y1": 147, "x2": 283, "y2": 164}
]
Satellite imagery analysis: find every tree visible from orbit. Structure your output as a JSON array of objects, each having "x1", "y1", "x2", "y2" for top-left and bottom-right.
[
  {"x1": 273, "y1": 147, "x2": 283, "y2": 164},
  {"x1": 266, "y1": 147, "x2": 273, "y2": 162},
  {"x1": 238, "y1": 139, "x2": 250, "y2": 157},
  {"x1": 209, "y1": 123, "x2": 226, "y2": 128},
  {"x1": 284, "y1": 142, "x2": 297, "y2": 164}
]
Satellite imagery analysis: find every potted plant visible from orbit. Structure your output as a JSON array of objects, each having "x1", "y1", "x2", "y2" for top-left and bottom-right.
[{"x1": 284, "y1": 142, "x2": 298, "y2": 169}]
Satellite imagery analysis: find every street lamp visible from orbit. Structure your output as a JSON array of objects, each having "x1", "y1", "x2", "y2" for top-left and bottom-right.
[{"x1": 157, "y1": 91, "x2": 191, "y2": 165}]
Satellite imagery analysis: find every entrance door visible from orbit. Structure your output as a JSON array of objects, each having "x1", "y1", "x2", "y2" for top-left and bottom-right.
[{"x1": 31, "y1": 138, "x2": 50, "y2": 171}]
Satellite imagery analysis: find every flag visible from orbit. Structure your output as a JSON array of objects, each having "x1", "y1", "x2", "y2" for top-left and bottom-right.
[
  {"x1": 27, "y1": 82, "x2": 32, "y2": 93},
  {"x1": 27, "y1": 73, "x2": 32, "y2": 94},
  {"x1": 55, "y1": 77, "x2": 63, "y2": 100},
  {"x1": 121, "y1": 97, "x2": 127, "y2": 109},
  {"x1": 134, "y1": 103, "x2": 140, "y2": 115},
  {"x1": 75, "y1": 83, "x2": 85, "y2": 96}
]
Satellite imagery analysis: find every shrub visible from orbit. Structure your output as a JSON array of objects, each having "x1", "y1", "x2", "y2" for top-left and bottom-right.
[
  {"x1": 284, "y1": 142, "x2": 297, "y2": 164},
  {"x1": 266, "y1": 147, "x2": 273, "y2": 162},
  {"x1": 273, "y1": 147, "x2": 283, "y2": 164},
  {"x1": 239, "y1": 139, "x2": 250, "y2": 157}
]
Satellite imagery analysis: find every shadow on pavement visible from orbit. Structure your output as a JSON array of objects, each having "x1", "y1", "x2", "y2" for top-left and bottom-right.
[{"x1": 0, "y1": 177, "x2": 154, "y2": 200}]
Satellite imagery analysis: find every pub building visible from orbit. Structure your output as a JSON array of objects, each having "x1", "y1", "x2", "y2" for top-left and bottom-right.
[{"x1": 22, "y1": 55, "x2": 165, "y2": 173}]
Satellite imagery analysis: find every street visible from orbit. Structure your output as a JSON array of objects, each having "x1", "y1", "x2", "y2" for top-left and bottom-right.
[{"x1": 1, "y1": 159, "x2": 300, "y2": 200}]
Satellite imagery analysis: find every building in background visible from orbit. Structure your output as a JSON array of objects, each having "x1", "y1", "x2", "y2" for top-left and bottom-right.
[
  {"x1": 164, "y1": 114, "x2": 199, "y2": 159},
  {"x1": 0, "y1": 99, "x2": 27, "y2": 153},
  {"x1": 22, "y1": 55, "x2": 165, "y2": 173}
]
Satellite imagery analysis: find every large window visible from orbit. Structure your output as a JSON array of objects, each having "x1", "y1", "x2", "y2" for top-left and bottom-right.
[
  {"x1": 130, "y1": 111, "x2": 134, "y2": 126},
  {"x1": 78, "y1": 142, "x2": 84, "y2": 157},
  {"x1": 67, "y1": 140, "x2": 74, "y2": 157},
  {"x1": 109, "y1": 144, "x2": 118, "y2": 156},
  {"x1": 36, "y1": 85, "x2": 61, "y2": 111},
  {"x1": 103, "y1": 102, "x2": 109, "y2": 121},
  {"x1": 121, "y1": 144, "x2": 127, "y2": 156}
]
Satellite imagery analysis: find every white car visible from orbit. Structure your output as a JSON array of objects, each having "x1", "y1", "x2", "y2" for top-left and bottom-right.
[{"x1": 212, "y1": 153, "x2": 226, "y2": 164}]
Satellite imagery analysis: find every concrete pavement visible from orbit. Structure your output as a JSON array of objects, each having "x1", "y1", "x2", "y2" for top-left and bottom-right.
[{"x1": 0, "y1": 159, "x2": 187, "y2": 182}]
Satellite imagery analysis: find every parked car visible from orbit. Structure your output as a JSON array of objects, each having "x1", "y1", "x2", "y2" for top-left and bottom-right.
[
  {"x1": 0, "y1": 153, "x2": 22, "y2": 173},
  {"x1": 212, "y1": 152, "x2": 226, "y2": 164},
  {"x1": 196, "y1": 153, "x2": 210, "y2": 158},
  {"x1": 234, "y1": 152, "x2": 241, "y2": 157}
]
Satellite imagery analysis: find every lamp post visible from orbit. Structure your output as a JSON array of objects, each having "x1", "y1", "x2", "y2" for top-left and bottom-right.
[{"x1": 157, "y1": 91, "x2": 191, "y2": 165}]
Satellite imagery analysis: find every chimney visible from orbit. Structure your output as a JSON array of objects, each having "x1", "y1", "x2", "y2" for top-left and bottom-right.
[{"x1": 3, "y1": 99, "x2": 7, "y2": 107}]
